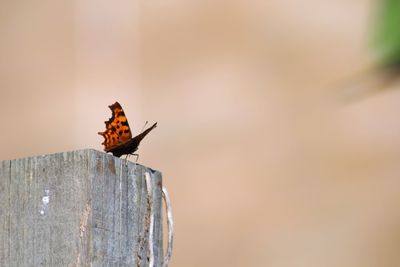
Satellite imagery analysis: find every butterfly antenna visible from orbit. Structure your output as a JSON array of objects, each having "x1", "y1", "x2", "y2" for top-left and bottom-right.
[{"x1": 141, "y1": 121, "x2": 149, "y2": 133}]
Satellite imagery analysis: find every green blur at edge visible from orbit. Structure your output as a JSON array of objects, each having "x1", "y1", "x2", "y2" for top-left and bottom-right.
[{"x1": 373, "y1": 0, "x2": 400, "y2": 67}]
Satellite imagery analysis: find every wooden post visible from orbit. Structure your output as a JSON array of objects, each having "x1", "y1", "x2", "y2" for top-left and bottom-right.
[{"x1": 0, "y1": 149, "x2": 163, "y2": 266}]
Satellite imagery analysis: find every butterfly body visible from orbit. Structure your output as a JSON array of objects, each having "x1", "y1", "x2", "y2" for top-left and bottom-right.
[{"x1": 98, "y1": 102, "x2": 157, "y2": 158}]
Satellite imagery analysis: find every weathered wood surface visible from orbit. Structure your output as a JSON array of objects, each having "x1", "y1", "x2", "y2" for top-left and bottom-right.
[{"x1": 0, "y1": 149, "x2": 163, "y2": 267}]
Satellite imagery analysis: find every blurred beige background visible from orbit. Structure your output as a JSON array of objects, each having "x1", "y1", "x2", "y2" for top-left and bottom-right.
[{"x1": 2, "y1": 0, "x2": 400, "y2": 266}]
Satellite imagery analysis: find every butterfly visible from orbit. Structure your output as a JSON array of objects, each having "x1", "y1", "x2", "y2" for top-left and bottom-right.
[{"x1": 98, "y1": 102, "x2": 157, "y2": 158}]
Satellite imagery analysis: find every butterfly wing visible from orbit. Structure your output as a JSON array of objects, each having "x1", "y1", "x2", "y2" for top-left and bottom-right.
[
  {"x1": 132, "y1": 122, "x2": 157, "y2": 144},
  {"x1": 98, "y1": 102, "x2": 133, "y2": 152}
]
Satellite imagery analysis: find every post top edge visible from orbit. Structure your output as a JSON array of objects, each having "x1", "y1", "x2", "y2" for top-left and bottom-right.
[{"x1": 2, "y1": 149, "x2": 161, "y2": 173}]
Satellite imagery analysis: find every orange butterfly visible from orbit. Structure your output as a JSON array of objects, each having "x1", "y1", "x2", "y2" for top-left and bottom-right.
[{"x1": 98, "y1": 102, "x2": 157, "y2": 158}]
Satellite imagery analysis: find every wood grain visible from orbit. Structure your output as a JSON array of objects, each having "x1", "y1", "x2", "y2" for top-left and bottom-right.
[{"x1": 0, "y1": 149, "x2": 163, "y2": 266}]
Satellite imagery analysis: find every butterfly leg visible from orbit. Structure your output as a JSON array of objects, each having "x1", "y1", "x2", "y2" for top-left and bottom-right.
[
  {"x1": 131, "y1": 153, "x2": 139, "y2": 163},
  {"x1": 124, "y1": 154, "x2": 130, "y2": 167}
]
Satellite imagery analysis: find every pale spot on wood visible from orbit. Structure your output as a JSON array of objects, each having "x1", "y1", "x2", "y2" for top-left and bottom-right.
[{"x1": 79, "y1": 202, "x2": 91, "y2": 238}]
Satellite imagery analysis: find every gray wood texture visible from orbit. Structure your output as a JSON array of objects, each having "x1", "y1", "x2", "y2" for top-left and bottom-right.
[{"x1": 0, "y1": 149, "x2": 163, "y2": 267}]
